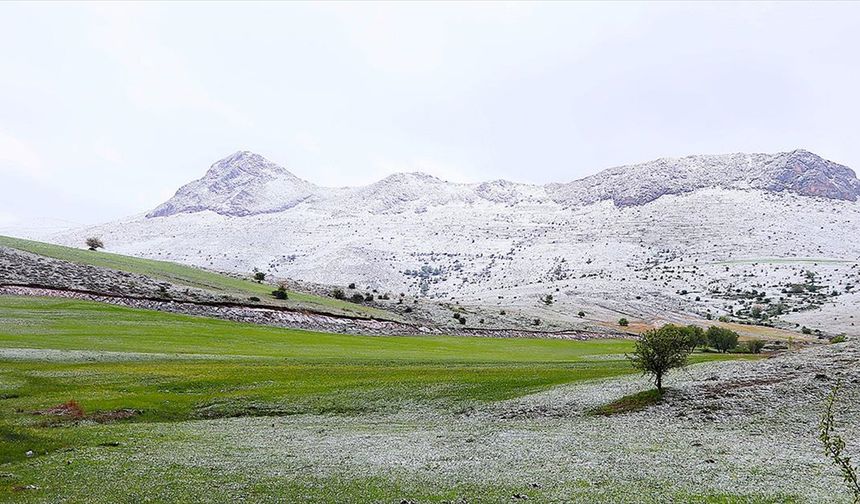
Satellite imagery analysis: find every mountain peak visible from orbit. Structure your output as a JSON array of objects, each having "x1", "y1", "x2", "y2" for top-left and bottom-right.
[
  {"x1": 203, "y1": 151, "x2": 291, "y2": 180},
  {"x1": 147, "y1": 151, "x2": 317, "y2": 218}
]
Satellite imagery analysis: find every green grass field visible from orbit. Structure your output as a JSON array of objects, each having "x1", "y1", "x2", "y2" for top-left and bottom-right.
[
  {"x1": 0, "y1": 235, "x2": 393, "y2": 319},
  {"x1": 0, "y1": 296, "x2": 759, "y2": 502}
]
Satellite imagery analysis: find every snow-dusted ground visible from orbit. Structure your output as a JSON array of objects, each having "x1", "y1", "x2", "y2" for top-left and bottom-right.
[
  {"x1": 56, "y1": 187, "x2": 860, "y2": 336},
  {"x1": 79, "y1": 340, "x2": 859, "y2": 503},
  {"x1": 42, "y1": 149, "x2": 860, "y2": 336}
]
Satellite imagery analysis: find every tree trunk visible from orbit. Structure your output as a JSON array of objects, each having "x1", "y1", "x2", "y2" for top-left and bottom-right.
[{"x1": 655, "y1": 373, "x2": 663, "y2": 392}]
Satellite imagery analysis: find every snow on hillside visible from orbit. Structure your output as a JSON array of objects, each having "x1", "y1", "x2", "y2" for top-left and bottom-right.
[{"x1": 54, "y1": 149, "x2": 860, "y2": 334}]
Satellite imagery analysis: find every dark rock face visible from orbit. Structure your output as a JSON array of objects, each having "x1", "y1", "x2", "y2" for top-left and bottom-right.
[
  {"x1": 548, "y1": 149, "x2": 860, "y2": 208},
  {"x1": 764, "y1": 150, "x2": 859, "y2": 201}
]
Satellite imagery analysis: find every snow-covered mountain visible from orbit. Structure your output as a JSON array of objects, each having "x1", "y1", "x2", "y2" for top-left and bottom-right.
[
  {"x1": 147, "y1": 149, "x2": 859, "y2": 218},
  {"x1": 56, "y1": 149, "x2": 860, "y2": 334},
  {"x1": 147, "y1": 151, "x2": 320, "y2": 217}
]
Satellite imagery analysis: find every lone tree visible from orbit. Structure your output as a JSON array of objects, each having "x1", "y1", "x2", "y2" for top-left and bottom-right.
[
  {"x1": 627, "y1": 324, "x2": 692, "y2": 392},
  {"x1": 618, "y1": 317, "x2": 630, "y2": 327},
  {"x1": 707, "y1": 326, "x2": 739, "y2": 353},
  {"x1": 85, "y1": 237, "x2": 104, "y2": 251},
  {"x1": 820, "y1": 382, "x2": 860, "y2": 503},
  {"x1": 253, "y1": 271, "x2": 266, "y2": 282}
]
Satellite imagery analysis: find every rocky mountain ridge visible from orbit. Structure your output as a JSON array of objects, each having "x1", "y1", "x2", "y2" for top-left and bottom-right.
[
  {"x1": 146, "y1": 149, "x2": 859, "y2": 218},
  {"x1": 54, "y1": 149, "x2": 860, "y2": 336}
]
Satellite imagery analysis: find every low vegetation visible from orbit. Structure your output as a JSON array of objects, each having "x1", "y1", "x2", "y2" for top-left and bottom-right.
[
  {"x1": 85, "y1": 236, "x2": 104, "y2": 251},
  {"x1": 819, "y1": 382, "x2": 860, "y2": 503},
  {"x1": 590, "y1": 389, "x2": 664, "y2": 416}
]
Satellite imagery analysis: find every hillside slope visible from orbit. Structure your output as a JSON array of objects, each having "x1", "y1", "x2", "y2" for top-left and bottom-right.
[{"x1": 53, "y1": 150, "x2": 860, "y2": 335}]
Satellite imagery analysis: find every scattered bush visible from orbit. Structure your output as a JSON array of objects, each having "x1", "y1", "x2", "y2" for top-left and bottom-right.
[
  {"x1": 249, "y1": 296, "x2": 260, "y2": 302},
  {"x1": 707, "y1": 326, "x2": 739, "y2": 353},
  {"x1": 350, "y1": 293, "x2": 364, "y2": 303},
  {"x1": 747, "y1": 338, "x2": 766, "y2": 354},
  {"x1": 458, "y1": 317, "x2": 466, "y2": 325},
  {"x1": 578, "y1": 311, "x2": 586, "y2": 317},
  {"x1": 533, "y1": 318, "x2": 541, "y2": 326},
  {"x1": 618, "y1": 318, "x2": 629, "y2": 327},
  {"x1": 540, "y1": 294, "x2": 554, "y2": 306},
  {"x1": 332, "y1": 288, "x2": 346, "y2": 300},
  {"x1": 253, "y1": 271, "x2": 266, "y2": 282},
  {"x1": 271, "y1": 287, "x2": 288, "y2": 300},
  {"x1": 802, "y1": 326, "x2": 813, "y2": 335},
  {"x1": 364, "y1": 294, "x2": 374, "y2": 302},
  {"x1": 348, "y1": 283, "x2": 356, "y2": 289},
  {"x1": 831, "y1": 334, "x2": 848, "y2": 344},
  {"x1": 627, "y1": 324, "x2": 692, "y2": 391},
  {"x1": 85, "y1": 237, "x2": 104, "y2": 251},
  {"x1": 404, "y1": 306, "x2": 413, "y2": 313}
]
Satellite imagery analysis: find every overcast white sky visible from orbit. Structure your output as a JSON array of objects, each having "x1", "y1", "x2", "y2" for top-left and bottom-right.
[{"x1": 2, "y1": 1, "x2": 860, "y2": 226}]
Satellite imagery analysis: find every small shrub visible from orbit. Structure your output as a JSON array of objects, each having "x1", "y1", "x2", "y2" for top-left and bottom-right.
[
  {"x1": 533, "y1": 318, "x2": 541, "y2": 326},
  {"x1": 271, "y1": 287, "x2": 288, "y2": 300},
  {"x1": 348, "y1": 283, "x2": 356, "y2": 289},
  {"x1": 618, "y1": 318, "x2": 629, "y2": 327},
  {"x1": 831, "y1": 334, "x2": 848, "y2": 344},
  {"x1": 500, "y1": 310, "x2": 506, "y2": 315},
  {"x1": 85, "y1": 237, "x2": 104, "y2": 251},
  {"x1": 819, "y1": 382, "x2": 860, "y2": 501},
  {"x1": 802, "y1": 326, "x2": 813, "y2": 335},
  {"x1": 404, "y1": 306, "x2": 413, "y2": 313},
  {"x1": 253, "y1": 272, "x2": 266, "y2": 282},
  {"x1": 248, "y1": 296, "x2": 260, "y2": 302},
  {"x1": 578, "y1": 311, "x2": 585, "y2": 317},
  {"x1": 364, "y1": 294, "x2": 374, "y2": 302},
  {"x1": 747, "y1": 339, "x2": 766, "y2": 354},
  {"x1": 332, "y1": 288, "x2": 346, "y2": 300},
  {"x1": 350, "y1": 293, "x2": 364, "y2": 303},
  {"x1": 458, "y1": 317, "x2": 466, "y2": 325}
]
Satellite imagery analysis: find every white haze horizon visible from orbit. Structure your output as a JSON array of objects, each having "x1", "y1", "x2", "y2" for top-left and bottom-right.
[{"x1": 2, "y1": 1, "x2": 860, "y2": 229}]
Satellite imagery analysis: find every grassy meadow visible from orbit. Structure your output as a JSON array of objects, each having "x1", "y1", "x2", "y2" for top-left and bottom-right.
[{"x1": 0, "y1": 296, "x2": 757, "y2": 502}]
